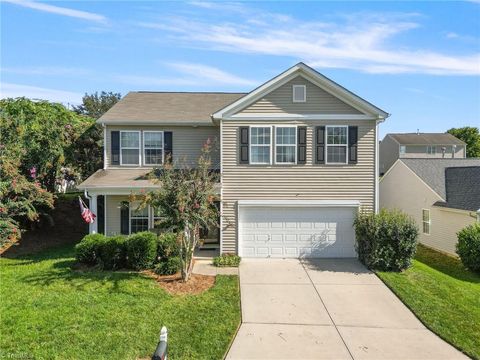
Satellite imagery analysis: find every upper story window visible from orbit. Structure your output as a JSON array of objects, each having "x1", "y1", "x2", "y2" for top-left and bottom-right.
[
  {"x1": 250, "y1": 126, "x2": 271, "y2": 164},
  {"x1": 275, "y1": 126, "x2": 296, "y2": 164},
  {"x1": 326, "y1": 126, "x2": 348, "y2": 164},
  {"x1": 399, "y1": 145, "x2": 406, "y2": 155},
  {"x1": 427, "y1": 145, "x2": 436, "y2": 155},
  {"x1": 292, "y1": 85, "x2": 306, "y2": 103},
  {"x1": 120, "y1": 131, "x2": 140, "y2": 165},
  {"x1": 144, "y1": 131, "x2": 164, "y2": 165}
]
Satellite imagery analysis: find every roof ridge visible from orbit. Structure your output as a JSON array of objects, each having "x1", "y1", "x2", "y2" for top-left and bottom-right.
[{"x1": 133, "y1": 91, "x2": 247, "y2": 94}]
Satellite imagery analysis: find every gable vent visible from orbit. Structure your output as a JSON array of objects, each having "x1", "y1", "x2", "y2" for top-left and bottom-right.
[{"x1": 292, "y1": 85, "x2": 306, "y2": 103}]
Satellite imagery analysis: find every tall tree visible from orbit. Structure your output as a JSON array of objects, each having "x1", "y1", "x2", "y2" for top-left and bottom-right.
[
  {"x1": 447, "y1": 127, "x2": 480, "y2": 158},
  {"x1": 73, "y1": 91, "x2": 121, "y2": 119}
]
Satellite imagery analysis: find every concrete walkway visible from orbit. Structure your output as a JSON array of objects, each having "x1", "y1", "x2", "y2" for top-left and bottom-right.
[{"x1": 226, "y1": 258, "x2": 467, "y2": 360}]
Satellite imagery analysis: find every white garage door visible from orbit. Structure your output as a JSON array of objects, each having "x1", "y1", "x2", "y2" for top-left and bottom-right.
[{"x1": 239, "y1": 206, "x2": 357, "y2": 258}]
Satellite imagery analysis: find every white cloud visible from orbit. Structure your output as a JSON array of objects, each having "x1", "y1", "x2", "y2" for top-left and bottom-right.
[
  {"x1": 3, "y1": 0, "x2": 107, "y2": 23},
  {"x1": 0, "y1": 83, "x2": 83, "y2": 105},
  {"x1": 138, "y1": 10, "x2": 480, "y2": 76}
]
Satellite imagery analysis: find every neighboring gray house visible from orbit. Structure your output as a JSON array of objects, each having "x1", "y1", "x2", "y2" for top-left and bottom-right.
[
  {"x1": 380, "y1": 159, "x2": 480, "y2": 255},
  {"x1": 379, "y1": 133, "x2": 466, "y2": 175},
  {"x1": 78, "y1": 62, "x2": 389, "y2": 258}
]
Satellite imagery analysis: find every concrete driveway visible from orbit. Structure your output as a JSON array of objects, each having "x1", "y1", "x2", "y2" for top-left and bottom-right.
[{"x1": 226, "y1": 258, "x2": 467, "y2": 360}]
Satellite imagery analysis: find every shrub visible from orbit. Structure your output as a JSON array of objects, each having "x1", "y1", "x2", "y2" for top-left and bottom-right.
[
  {"x1": 157, "y1": 232, "x2": 180, "y2": 260},
  {"x1": 456, "y1": 223, "x2": 480, "y2": 272},
  {"x1": 354, "y1": 209, "x2": 418, "y2": 271},
  {"x1": 75, "y1": 233, "x2": 106, "y2": 265},
  {"x1": 154, "y1": 257, "x2": 181, "y2": 275},
  {"x1": 213, "y1": 254, "x2": 241, "y2": 267},
  {"x1": 97, "y1": 235, "x2": 127, "y2": 270},
  {"x1": 125, "y1": 231, "x2": 157, "y2": 270}
]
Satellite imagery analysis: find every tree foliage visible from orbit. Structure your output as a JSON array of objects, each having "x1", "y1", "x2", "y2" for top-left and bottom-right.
[
  {"x1": 73, "y1": 91, "x2": 121, "y2": 119},
  {"x1": 139, "y1": 140, "x2": 219, "y2": 282},
  {"x1": 447, "y1": 127, "x2": 480, "y2": 158}
]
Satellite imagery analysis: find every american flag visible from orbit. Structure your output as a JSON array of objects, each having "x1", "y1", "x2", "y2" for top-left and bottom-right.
[{"x1": 79, "y1": 197, "x2": 96, "y2": 224}]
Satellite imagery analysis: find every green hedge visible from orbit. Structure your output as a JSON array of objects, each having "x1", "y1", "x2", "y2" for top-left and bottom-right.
[
  {"x1": 213, "y1": 254, "x2": 241, "y2": 267},
  {"x1": 457, "y1": 223, "x2": 480, "y2": 273},
  {"x1": 125, "y1": 232, "x2": 157, "y2": 270},
  {"x1": 75, "y1": 233, "x2": 105, "y2": 265},
  {"x1": 354, "y1": 209, "x2": 418, "y2": 271}
]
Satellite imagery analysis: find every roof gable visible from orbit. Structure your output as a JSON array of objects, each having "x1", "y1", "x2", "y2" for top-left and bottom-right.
[
  {"x1": 434, "y1": 167, "x2": 480, "y2": 211},
  {"x1": 213, "y1": 62, "x2": 388, "y2": 120}
]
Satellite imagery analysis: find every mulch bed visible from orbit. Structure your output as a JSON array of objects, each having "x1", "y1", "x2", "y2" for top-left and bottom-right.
[{"x1": 142, "y1": 270, "x2": 216, "y2": 295}]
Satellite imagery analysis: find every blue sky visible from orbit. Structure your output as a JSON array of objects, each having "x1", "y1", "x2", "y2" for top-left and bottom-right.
[{"x1": 1, "y1": 0, "x2": 479, "y2": 137}]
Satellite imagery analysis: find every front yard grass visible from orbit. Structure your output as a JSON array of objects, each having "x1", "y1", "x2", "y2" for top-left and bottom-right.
[
  {"x1": 377, "y1": 245, "x2": 480, "y2": 359},
  {"x1": 0, "y1": 245, "x2": 240, "y2": 360}
]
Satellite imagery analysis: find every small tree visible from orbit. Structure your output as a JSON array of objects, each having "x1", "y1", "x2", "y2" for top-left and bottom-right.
[
  {"x1": 73, "y1": 91, "x2": 121, "y2": 119},
  {"x1": 447, "y1": 127, "x2": 480, "y2": 158},
  {"x1": 140, "y1": 140, "x2": 219, "y2": 282}
]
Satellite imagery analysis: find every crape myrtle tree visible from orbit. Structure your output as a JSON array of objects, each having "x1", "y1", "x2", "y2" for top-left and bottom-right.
[
  {"x1": 447, "y1": 127, "x2": 480, "y2": 158},
  {"x1": 138, "y1": 140, "x2": 219, "y2": 282}
]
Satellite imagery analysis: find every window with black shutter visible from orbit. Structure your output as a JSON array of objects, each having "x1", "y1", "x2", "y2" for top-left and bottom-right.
[
  {"x1": 239, "y1": 127, "x2": 249, "y2": 164},
  {"x1": 315, "y1": 126, "x2": 325, "y2": 164}
]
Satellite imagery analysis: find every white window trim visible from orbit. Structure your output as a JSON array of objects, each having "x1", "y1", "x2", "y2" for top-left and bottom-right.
[
  {"x1": 325, "y1": 125, "x2": 348, "y2": 165},
  {"x1": 150, "y1": 206, "x2": 162, "y2": 229},
  {"x1": 120, "y1": 130, "x2": 141, "y2": 166},
  {"x1": 427, "y1": 145, "x2": 436, "y2": 155},
  {"x1": 399, "y1": 145, "x2": 406, "y2": 155},
  {"x1": 129, "y1": 201, "x2": 149, "y2": 234},
  {"x1": 249, "y1": 125, "x2": 273, "y2": 165},
  {"x1": 143, "y1": 131, "x2": 164, "y2": 166},
  {"x1": 292, "y1": 85, "x2": 306, "y2": 103},
  {"x1": 422, "y1": 208, "x2": 431, "y2": 235},
  {"x1": 274, "y1": 125, "x2": 297, "y2": 165}
]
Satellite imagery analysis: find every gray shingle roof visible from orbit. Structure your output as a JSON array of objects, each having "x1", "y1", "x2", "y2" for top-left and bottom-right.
[
  {"x1": 434, "y1": 167, "x2": 480, "y2": 211},
  {"x1": 98, "y1": 92, "x2": 246, "y2": 125},
  {"x1": 389, "y1": 133, "x2": 465, "y2": 145},
  {"x1": 401, "y1": 158, "x2": 480, "y2": 199}
]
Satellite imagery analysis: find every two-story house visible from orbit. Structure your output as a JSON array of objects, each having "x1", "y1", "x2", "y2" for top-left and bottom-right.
[
  {"x1": 379, "y1": 133, "x2": 466, "y2": 175},
  {"x1": 78, "y1": 63, "x2": 389, "y2": 258}
]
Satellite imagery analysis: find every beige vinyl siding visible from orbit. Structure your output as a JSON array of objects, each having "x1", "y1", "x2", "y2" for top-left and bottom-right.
[
  {"x1": 379, "y1": 161, "x2": 475, "y2": 255},
  {"x1": 105, "y1": 125, "x2": 220, "y2": 168},
  {"x1": 400, "y1": 145, "x2": 465, "y2": 159},
  {"x1": 379, "y1": 135, "x2": 400, "y2": 175},
  {"x1": 237, "y1": 76, "x2": 362, "y2": 115},
  {"x1": 105, "y1": 195, "x2": 128, "y2": 236},
  {"x1": 221, "y1": 120, "x2": 376, "y2": 253}
]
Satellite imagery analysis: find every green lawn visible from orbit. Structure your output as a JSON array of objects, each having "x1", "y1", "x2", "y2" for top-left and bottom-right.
[
  {"x1": 0, "y1": 245, "x2": 241, "y2": 360},
  {"x1": 377, "y1": 245, "x2": 480, "y2": 360}
]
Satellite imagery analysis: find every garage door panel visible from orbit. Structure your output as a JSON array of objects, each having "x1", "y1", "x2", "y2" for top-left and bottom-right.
[{"x1": 239, "y1": 206, "x2": 356, "y2": 258}]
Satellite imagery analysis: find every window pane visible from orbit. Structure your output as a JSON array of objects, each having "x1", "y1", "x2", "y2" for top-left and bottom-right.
[
  {"x1": 131, "y1": 218, "x2": 149, "y2": 233},
  {"x1": 276, "y1": 146, "x2": 295, "y2": 163},
  {"x1": 276, "y1": 127, "x2": 296, "y2": 145},
  {"x1": 327, "y1": 146, "x2": 347, "y2": 163},
  {"x1": 121, "y1": 132, "x2": 139, "y2": 147},
  {"x1": 144, "y1": 132, "x2": 163, "y2": 148},
  {"x1": 145, "y1": 149, "x2": 163, "y2": 165},
  {"x1": 131, "y1": 206, "x2": 148, "y2": 218},
  {"x1": 122, "y1": 149, "x2": 139, "y2": 164},
  {"x1": 423, "y1": 222, "x2": 430, "y2": 234},
  {"x1": 327, "y1": 127, "x2": 347, "y2": 145},
  {"x1": 251, "y1": 145, "x2": 270, "y2": 163},
  {"x1": 251, "y1": 127, "x2": 270, "y2": 145},
  {"x1": 422, "y1": 210, "x2": 429, "y2": 221}
]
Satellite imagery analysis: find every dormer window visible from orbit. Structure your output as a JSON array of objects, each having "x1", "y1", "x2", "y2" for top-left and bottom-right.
[{"x1": 292, "y1": 85, "x2": 306, "y2": 103}]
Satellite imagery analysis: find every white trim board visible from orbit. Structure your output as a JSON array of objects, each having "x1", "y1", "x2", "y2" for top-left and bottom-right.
[{"x1": 237, "y1": 200, "x2": 361, "y2": 207}]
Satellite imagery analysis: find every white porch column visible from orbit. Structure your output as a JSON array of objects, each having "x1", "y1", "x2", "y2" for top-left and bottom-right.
[{"x1": 89, "y1": 194, "x2": 98, "y2": 234}]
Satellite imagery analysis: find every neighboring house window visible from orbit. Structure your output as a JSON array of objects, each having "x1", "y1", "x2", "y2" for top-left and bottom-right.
[
  {"x1": 422, "y1": 209, "x2": 431, "y2": 235},
  {"x1": 399, "y1": 145, "x2": 406, "y2": 155},
  {"x1": 427, "y1": 145, "x2": 436, "y2": 155},
  {"x1": 130, "y1": 203, "x2": 149, "y2": 233},
  {"x1": 326, "y1": 126, "x2": 348, "y2": 164},
  {"x1": 275, "y1": 126, "x2": 296, "y2": 164},
  {"x1": 292, "y1": 85, "x2": 306, "y2": 103},
  {"x1": 144, "y1": 131, "x2": 164, "y2": 165},
  {"x1": 120, "y1": 131, "x2": 140, "y2": 165},
  {"x1": 250, "y1": 126, "x2": 272, "y2": 164}
]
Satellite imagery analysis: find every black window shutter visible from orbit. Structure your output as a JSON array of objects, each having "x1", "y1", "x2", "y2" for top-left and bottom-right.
[
  {"x1": 164, "y1": 131, "x2": 173, "y2": 163},
  {"x1": 315, "y1": 126, "x2": 325, "y2": 164},
  {"x1": 239, "y1": 127, "x2": 249, "y2": 164},
  {"x1": 97, "y1": 195, "x2": 105, "y2": 234},
  {"x1": 111, "y1": 131, "x2": 120, "y2": 165},
  {"x1": 348, "y1": 126, "x2": 358, "y2": 164},
  {"x1": 297, "y1": 126, "x2": 307, "y2": 164},
  {"x1": 120, "y1": 204, "x2": 129, "y2": 235}
]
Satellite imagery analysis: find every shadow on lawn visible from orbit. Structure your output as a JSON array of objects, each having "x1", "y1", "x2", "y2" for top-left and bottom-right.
[{"x1": 416, "y1": 245, "x2": 480, "y2": 284}]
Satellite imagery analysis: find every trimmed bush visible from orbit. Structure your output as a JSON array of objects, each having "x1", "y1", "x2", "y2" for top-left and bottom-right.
[
  {"x1": 354, "y1": 209, "x2": 418, "y2": 271},
  {"x1": 75, "y1": 233, "x2": 106, "y2": 265},
  {"x1": 125, "y1": 231, "x2": 158, "y2": 270},
  {"x1": 213, "y1": 254, "x2": 241, "y2": 267},
  {"x1": 456, "y1": 223, "x2": 480, "y2": 272},
  {"x1": 97, "y1": 235, "x2": 127, "y2": 270},
  {"x1": 154, "y1": 257, "x2": 181, "y2": 275},
  {"x1": 157, "y1": 232, "x2": 180, "y2": 260}
]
